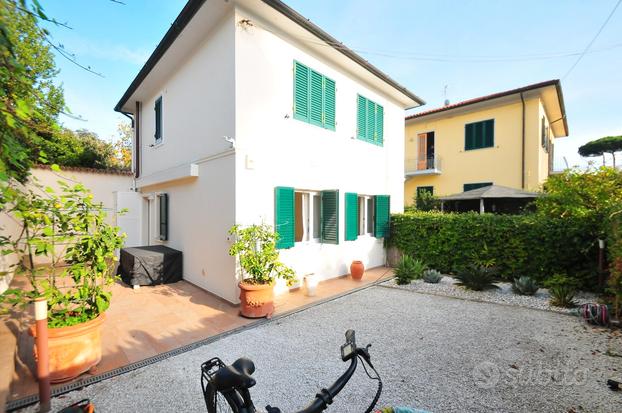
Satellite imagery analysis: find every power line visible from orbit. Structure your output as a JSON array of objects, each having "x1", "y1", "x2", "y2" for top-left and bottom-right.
[{"x1": 562, "y1": 0, "x2": 622, "y2": 79}]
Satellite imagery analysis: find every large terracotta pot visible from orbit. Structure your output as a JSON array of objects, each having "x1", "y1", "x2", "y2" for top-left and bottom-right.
[
  {"x1": 350, "y1": 261, "x2": 365, "y2": 281},
  {"x1": 30, "y1": 313, "x2": 105, "y2": 383},
  {"x1": 238, "y1": 282, "x2": 275, "y2": 318}
]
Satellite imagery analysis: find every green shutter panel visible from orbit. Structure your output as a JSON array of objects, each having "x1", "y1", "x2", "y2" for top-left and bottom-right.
[
  {"x1": 344, "y1": 192, "x2": 358, "y2": 241},
  {"x1": 274, "y1": 186, "x2": 295, "y2": 249},
  {"x1": 366, "y1": 99, "x2": 375, "y2": 142},
  {"x1": 485, "y1": 119, "x2": 494, "y2": 147},
  {"x1": 309, "y1": 70, "x2": 323, "y2": 127},
  {"x1": 321, "y1": 190, "x2": 339, "y2": 244},
  {"x1": 374, "y1": 195, "x2": 390, "y2": 238},
  {"x1": 293, "y1": 62, "x2": 309, "y2": 121},
  {"x1": 357, "y1": 95, "x2": 366, "y2": 139},
  {"x1": 158, "y1": 193, "x2": 168, "y2": 241},
  {"x1": 465, "y1": 123, "x2": 473, "y2": 150},
  {"x1": 154, "y1": 97, "x2": 162, "y2": 142},
  {"x1": 324, "y1": 77, "x2": 336, "y2": 130},
  {"x1": 375, "y1": 104, "x2": 384, "y2": 145}
]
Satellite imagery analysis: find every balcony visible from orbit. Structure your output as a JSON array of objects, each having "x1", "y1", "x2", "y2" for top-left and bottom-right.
[{"x1": 405, "y1": 155, "x2": 442, "y2": 177}]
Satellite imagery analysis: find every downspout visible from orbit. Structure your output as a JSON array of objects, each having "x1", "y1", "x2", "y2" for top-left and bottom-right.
[{"x1": 520, "y1": 92, "x2": 525, "y2": 190}]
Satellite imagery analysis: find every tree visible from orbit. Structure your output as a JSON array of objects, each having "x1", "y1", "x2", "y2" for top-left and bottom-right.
[
  {"x1": 579, "y1": 135, "x2": 622, "y2": 167},
  {"x1": 112, "y1": 122, "x2": 132, "y2": 169}
]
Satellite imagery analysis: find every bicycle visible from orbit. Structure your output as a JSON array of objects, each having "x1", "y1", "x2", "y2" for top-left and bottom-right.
[{"x1": 200, "y1": 330, "x2": 382, "y2": 413}]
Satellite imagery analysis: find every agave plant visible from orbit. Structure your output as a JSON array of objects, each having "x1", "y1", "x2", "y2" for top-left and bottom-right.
[
  {"x1": 549, "y1": 285, "x2": 576, "y2": 308},
  {"x1": 423, "y1": 269, "x2": 443, "y2": 284},
  {"x1": 394, "y1": 255, "x2": 427, "y2": 285},
  {"x1": 512, "y1": 276, "x2": 539, "y2": 296},
  {"x1": 454, "y1": 265, "x2": 498, "y2": 291}
]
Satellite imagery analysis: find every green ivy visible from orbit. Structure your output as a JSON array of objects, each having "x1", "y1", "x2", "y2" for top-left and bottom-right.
[{"x1": 388, "y1": 211, "x2": 598, "y2": 290}]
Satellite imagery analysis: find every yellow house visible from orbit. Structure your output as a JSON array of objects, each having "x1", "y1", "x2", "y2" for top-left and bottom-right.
[{"x1": 404, "y1": 80, "x2": 568, "y2": 205}]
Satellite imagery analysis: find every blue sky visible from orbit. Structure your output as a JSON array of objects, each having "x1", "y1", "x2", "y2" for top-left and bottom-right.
[{"x1": 43, "y1": 0, "x2": 622, "y2": 170}]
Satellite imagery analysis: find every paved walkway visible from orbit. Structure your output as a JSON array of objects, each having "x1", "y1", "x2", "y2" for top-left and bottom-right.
[
  {"x1": 17, "y1": 285, "x2": 622, "y2": 413},
  {"x1": 2, "y1": 267, "x2": 391, "y2": 408}
]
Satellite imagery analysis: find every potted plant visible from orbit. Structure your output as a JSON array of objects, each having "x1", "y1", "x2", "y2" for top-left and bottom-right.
[
  {"x1": 228, "y1": 224, "x2": 295, "y2": 318},
  {"x1": 1, "y1": 173, "x2": 125, "y2": 382}
]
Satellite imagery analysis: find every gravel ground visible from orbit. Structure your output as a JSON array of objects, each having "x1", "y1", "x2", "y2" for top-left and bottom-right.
[
  {"x1": 386, "y1": 277, "x2": 599, "y2": 314},
  {"x1": 20, "y1": 286, "x2": 622, "y2": 413}
]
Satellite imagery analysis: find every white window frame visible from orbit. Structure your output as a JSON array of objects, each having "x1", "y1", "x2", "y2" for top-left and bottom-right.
[
  {"x1": 358, "y1": 195, "x2": 374, "y2": 237},
  {"x1": 295, "y1": 190, "x2": 321, "y2": 244}
]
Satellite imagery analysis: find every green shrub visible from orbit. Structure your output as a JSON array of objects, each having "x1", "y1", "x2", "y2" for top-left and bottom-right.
[
  {"x1": 388, "y1": 211, "x2": 598, "y2": 290},
  {"x1": 394, "y1": 255, "x2": 427, "y2": 285},
  {"x1": 545, "y1": 274, "x2": 577, "y2": 308},
  {"x1": 512, "y1": 276, "x2": 539, "y2": 296},
  {"x1": 454, "y1": 265, "x2": 499, "y2": 291},
  {"x1": 423, "y1": 269, "x2": 443, "y2": 283}
]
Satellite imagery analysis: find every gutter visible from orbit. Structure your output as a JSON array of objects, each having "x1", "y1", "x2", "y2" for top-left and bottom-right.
[{"x1": 520, "y1": 92, "x2": 525, "y2": 190}]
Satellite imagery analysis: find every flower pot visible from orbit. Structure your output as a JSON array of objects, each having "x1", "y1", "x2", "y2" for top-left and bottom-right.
[
  {"x1": 304, "y1": 274, "x2": 318, "y2": 297},
  {"x1": 350, "y1": 261, "x2": 364, "y2": 281},
  {"x1": 238, "y1": 282, "x2": 275, "y2": 318},
  {"x1": 29, "y1": 313, "x2": 105, "y2": 383}
]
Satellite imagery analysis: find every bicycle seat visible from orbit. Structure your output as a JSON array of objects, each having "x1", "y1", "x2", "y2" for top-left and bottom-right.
[{"x1": 212, "y1": 357, "x2": 256, "y2": 391}]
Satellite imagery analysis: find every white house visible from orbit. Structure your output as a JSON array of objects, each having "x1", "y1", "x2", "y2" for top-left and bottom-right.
[{"x1": 114, "y1": 0, "x2": 424, "y2": 303}]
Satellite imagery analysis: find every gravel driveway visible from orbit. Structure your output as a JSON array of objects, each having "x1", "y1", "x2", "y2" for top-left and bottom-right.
[{"x1": 23, "y1": 286, "x2": 622, "y2": 413}]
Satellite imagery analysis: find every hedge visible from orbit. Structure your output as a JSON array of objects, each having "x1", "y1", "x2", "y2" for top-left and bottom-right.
[{"x1": 388, "y1": 212, "x2": 599, "y2": 290}]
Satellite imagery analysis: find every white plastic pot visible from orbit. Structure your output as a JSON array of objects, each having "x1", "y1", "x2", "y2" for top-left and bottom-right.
[{"x1": 304, "y1": 273, "x2": 318, "y2": 297}]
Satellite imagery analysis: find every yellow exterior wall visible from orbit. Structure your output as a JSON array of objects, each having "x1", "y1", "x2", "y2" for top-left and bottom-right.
[{"x1": 404, "y1": 97, "x2": 554, "y2": 205}]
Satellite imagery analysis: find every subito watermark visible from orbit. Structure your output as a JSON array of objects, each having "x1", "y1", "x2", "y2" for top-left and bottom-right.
[{"x1": 471, "y1": 361, "x2": 589, "y2": 389}]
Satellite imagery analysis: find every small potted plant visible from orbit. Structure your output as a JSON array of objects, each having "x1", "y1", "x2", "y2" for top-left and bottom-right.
[
  {"x1": 1, "y1": 172, "x2": 125, "y2": 382},
  {"x1": 228, "y1": 224, "x2": 295, "y2": 318}
]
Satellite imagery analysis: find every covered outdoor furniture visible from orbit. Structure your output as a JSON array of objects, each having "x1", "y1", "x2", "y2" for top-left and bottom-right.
[
  {"x1": 439, "y1": 185, "x2": 540, "y2": 214},
  {"x1": 118, "y1": 245, "x2": 183, "y2": 286}
]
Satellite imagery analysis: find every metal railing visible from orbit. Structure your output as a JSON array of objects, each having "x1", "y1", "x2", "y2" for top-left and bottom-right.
[{"x1": 405, "y1": 155, "x2": 442, "y2": 175}]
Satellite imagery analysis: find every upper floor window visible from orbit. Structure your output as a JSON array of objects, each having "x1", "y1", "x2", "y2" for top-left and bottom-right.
[
  {"x1": 293, "y1": 61, "x2": 335, "y2": 130},
  {"x1": 154, "y1": 96, "x2": 163, "y2": 144},
  {"x1": 357, "y1": 95, "x2": 384, "y2": 146},
  {"x1": 541, "y1": 116, "x2": 549, "y2": 152},
  {"x1": 465, "y1": 119, "x2": 494, "y2": 150}
]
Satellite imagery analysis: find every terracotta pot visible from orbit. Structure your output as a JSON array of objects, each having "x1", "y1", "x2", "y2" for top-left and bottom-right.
[
  {"x1": 29, "y1": 313, "x2": 105, "y2": 383},
  {"x1": 350, "y1": 261, "x2": 364, "y2": 281},
  {"x1": 238, "y1": 282, "x2": 275, "y2": 318}
]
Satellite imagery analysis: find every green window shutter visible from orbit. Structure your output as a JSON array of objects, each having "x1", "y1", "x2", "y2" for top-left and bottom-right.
[
  {"x1": 293, "y1": 62, "x2": 309, "y2": 122},
  {"x1": 309, "y1": 70, "x2": 323, "y2": 127},
  {"x1": 344, "y1": 192, "x2": 358, "y2": 241},
  {"x1": 465, "y1": 123, "x2": 473, "y2": 150},
  {"x1": 366, "y1": 99, "x2": 375, "y2": 142},
  {"x1": 357, "y1": 95, "x2": 367, "y2": 139},
  {"x1": 375, "y1": 104, "x2": 384, "y2": 145},
  {"x1": 465, "y1": 120, "x2": 494, "y2": 150},
  {"x1": 374, "y1": 195, "x2": 390, "y2": 238},
  {"x1": 274, "y1": 186, "x2": 295, "y2": 249},
  {"x1": 463, "y1": 182, "x2": 493, "y2": 192},
  {"x1": 321, "y1": 190, "x2": 339, "y2": 244},
  {"x1": 324, "y1": 77, "x2": 336, "y2": 130},
  {"x1": 154, "y1": 97, "x2": 162, "y2": 142},
  {"x1": 158, "y1": 193, "x2": 168, "y2": 241}
]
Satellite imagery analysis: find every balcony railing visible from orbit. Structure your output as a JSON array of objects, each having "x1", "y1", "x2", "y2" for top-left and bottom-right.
[{"x1": 405, "y1": 155, "x2": 442, "y2": 176}]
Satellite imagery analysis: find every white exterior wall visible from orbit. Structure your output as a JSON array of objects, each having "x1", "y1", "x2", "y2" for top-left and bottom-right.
[
  {"x1": 135, "y1": 12, "x2": 238, "y2": 302},
  {"x1": 233, "y1": 7, "x2": 405, "y2": 284}
]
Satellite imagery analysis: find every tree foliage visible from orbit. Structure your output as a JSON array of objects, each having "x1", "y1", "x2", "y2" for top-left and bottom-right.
[{"x1": 579, "y1": 135, "x2": 622, "y2": 166}]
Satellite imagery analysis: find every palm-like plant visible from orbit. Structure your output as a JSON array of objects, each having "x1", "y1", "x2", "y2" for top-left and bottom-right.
[
  {"x1": 394, "y1": 255, "x2": 427, "y2": 285},
  {"x1": 454, "y1": 265, "x2": 498, "y2": 291}
]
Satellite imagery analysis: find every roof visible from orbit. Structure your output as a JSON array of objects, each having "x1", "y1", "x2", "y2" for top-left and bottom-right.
[
  {"x1": 439, "y1": 185, "x2": 540, "y2": 201},
  {"x1": 34, "y1": 164, "x2": 133, "y2": 176},
  {"x1": 114, "y1": 0, "x2": 424, "y2": 113},
  {"x1": 406, "y1": 79, "x2": 568, "y2": 136}
]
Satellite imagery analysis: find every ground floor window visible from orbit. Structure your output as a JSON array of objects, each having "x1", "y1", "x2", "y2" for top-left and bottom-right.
[
  {"x1": 464, "y1": 182, "x2": 493, "y2": 192},
  {"x1": 358, "y1": 195, "x2": 374, "y2": 236},
  {"x1": 295, "y1": 191, "x2": 321, "y2": 243},
  {"x1": 417, "y1": 186, "x2": 434, "y2": 196}
]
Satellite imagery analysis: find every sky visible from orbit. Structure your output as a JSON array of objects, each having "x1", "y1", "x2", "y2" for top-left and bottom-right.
[{"x1": 42, "y1": 0, "x2": 622, "y2": 170}]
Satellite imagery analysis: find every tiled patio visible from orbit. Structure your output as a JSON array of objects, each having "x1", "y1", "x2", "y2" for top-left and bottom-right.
[{"x1": 2, "y1": 267, "x2": 392, "y2": 406}]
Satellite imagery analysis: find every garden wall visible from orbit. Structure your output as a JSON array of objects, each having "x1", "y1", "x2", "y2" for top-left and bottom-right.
[{"x1": 389, "y1": 212, "x2": 599, "y2": 289}]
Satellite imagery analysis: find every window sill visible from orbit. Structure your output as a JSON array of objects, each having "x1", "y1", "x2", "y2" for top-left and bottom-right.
[
  {"x1": 151, "y1": 141, "x2": 165, "y2": 149},
  {"x1": 462, "y1": 145, "x2": 497, "y2": 152}
]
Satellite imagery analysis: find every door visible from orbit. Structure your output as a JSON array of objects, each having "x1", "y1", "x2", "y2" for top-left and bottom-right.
[
  {"x1": 426, "y1": 132, "x2": 435, "y2": 169},
  {"x1": 417, "y1": 133, "x2": 427, "y2": 170}
]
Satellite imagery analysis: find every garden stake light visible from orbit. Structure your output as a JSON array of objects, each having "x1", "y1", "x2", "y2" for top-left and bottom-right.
[{"x1": 35, "y1": 297, "x2": 51, "y2": 413}]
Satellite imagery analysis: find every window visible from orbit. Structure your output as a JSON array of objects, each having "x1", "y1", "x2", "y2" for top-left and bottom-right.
[
  {"x1": 357, "y1": 95, "x2": 384, "y2": 146},
  {"x1": 464, "y1": 182, "x2": 493, "y2": 192},
  {"x1": 275, "y1": 187, "x2": 339, "y2": 248},
  {"x1": 357, "y1": 195, "x2": 375, "y2": 236},
  {"x1": 158, "y1": 193, "x2": 168, "y2": 241},
  {"x1": 154, "y1": 96, "x2": 163, "y2": 144},
  {"x1": 294, "y1": 191, "x2": 321, "y2": 242},
  {"x1": 417, "y1": 132, "x2": 435, "y2": 170},
  {"x1": 293, "y1": 61, "x2": 335, "y2": 130},
  {"x1": 417, "y1": 186, "x2": 434, "y2": 196},
  {"x1": 541, "y1": 116, "x2": 549, "y2": 152},
  {"x1": 465, "y1": 119, "x2": 494, "y2": 150}
]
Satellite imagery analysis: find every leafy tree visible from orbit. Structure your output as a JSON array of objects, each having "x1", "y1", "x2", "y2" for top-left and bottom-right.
[
  {"x1": 112, "y1": 122, "x2": 132, "y2": 169},
  {"x1": 579, "y1": 135, "x2": 622, "y2": 167},
  {"x1": 413, "y1": 190, "x2": 440, "y2": 211}
]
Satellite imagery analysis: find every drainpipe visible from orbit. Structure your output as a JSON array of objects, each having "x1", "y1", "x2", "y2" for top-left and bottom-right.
[{"x1": 520, "y1": 92, "x2": 526, "y2": 190}]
